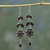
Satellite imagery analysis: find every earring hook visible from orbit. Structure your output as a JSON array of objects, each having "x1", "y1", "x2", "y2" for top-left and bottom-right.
[
  {"x1": 19, "y1": 5, "x2": 21, "y2": 16},
  {"x1": 29, "y1": 5, "x2": 31, "y2": 14}
]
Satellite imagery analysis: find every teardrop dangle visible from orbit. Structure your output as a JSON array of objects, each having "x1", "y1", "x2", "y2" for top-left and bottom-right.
[
  {"x1": 26, "y1": 6, "x2": 34, "y2": 46},
  {"x1": 16, "y1": 6, "x2": 24, "y2": 47},
  {"x1": 29, "y1": 38, "x2": 31, "y2": 46},
  {"x1": 19, "y1": 39, "x2": 22, "y2": 47}
]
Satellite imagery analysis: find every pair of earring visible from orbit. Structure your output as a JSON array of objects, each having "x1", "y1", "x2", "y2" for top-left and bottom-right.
[{"x1": 16, "y1": 6, "x2": 34, "y2": 47}]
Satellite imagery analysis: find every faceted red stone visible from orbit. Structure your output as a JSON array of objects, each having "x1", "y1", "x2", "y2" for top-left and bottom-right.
[
  {"x1": 21, "y1": 24, "x2": 24, "y2": 28},
  {"x1": 26, "y1": 21, "x2": 34, "y2": 26},
  {"x1": 19, "y1": 44, "x2": 22, "y2": 47},
  {"x1": 26, "y1": 15, "x2": 32, "y2": 18},
  {"x1": 31, "y1": 22, "x2": 34, "y2": 26},
  {"x1": 30, "y1": 16, "x2": 32, "y2": 18},
  {"x1": 29, "y1": 42, "x2": 31, "y2": 46},
  {"x1": 18, "y1": 16, "x2": 23, "y2": 20},
  {"x1": 26, "y1": 22, "x2": 29, "y2": 26},
  {"x1": 17, "y1": 23, "x2": 24, "y2": 28}
]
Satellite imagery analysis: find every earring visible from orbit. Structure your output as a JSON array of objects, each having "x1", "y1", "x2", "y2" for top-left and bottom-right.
[
  {"x1": 26, "y1": 6, "x2": 34, "y2": 46},
  {"x1": 16, "y1": 6, "x2": 24, "y2": 47}
]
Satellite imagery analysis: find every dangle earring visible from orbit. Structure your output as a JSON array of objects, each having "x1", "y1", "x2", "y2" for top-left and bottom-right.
[
  {"x1": 26, "y1": 6, "x2": 34, "y2": 46},
  {"x1": 16, "y1": 6, "x2": 24, "y2": 47}
]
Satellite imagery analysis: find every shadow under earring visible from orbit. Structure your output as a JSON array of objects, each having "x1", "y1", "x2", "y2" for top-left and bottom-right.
[
  {"x1": 16, "y1": 6, "x2": 24, "y2": 47},
  {"x1": 26, "y1": 6, "x2": 34, "y2": 46}
]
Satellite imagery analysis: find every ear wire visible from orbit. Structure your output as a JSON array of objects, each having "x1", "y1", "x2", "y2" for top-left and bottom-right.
[
  {"x1": 19, "y1": 6, "x2": 21, "y2": 16},
  {"x1": 29, "y1": 5, "x2": 31, "y2": 14}
]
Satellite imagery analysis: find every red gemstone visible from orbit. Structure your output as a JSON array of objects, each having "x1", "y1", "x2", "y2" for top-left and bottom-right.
[
  {"x1": 17, "y1": 23, "x2": 24, "y2": 28},
  {"x1": 21, "y1": 24, "x2": 24, "y2": 28},
  {"x1": 29, "y1": 42, "x2": 31, "y2": 46},
  {"x1": 26, "y1": 15, "x2": 32, "y2": 18},
  {"x1": 18, "y1": 16, "x2": 23, "y2": 20},
  {"x1": 30, "y1": 16, "x2": 32, "y2": 18},
  {"x1": 31, "y1": 22, "x2": 34, "y2": 26},
  {"x1": 19, "y1": 44, "x2": 22, "y2": 47},
  {"x1": 26, "y1": 21, "x2": 34, "y2": 26}
]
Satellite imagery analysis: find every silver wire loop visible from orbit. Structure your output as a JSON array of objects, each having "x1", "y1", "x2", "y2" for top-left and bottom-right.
[
  {"x1": 19, "y1": 39, "x2": 22, "y2": 44},
  {"x1": 29, "y1": 5, "x2": 31, "y2": 14},
  {"x1": 19, "y1": 6, "x2": 21, "y2": 16}
]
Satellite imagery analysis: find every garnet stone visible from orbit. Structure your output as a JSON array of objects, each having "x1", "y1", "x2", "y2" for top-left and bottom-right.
[
  {"x1": 26, "y1": 21, "x2": 34, "y2": 26},
  {"x1": 19, "y1": 44, "x2": 22, "y2": 47},
  {"x1": 17, "y1": 23, "x2": 24, "y2": 28},
  {"x1": 26, "y1": 14, "x2": 32, "y2": 18},
  {"x1": 18, "y1": 16, "x2": 23, "y2": 20},
  {"x1": 29, "y1": 42, "x2": 31, "y2": 46}
]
